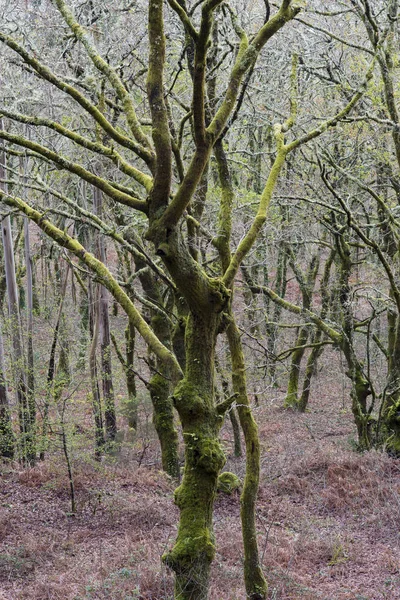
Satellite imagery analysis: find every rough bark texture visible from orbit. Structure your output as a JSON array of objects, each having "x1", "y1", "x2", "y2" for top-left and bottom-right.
[{"x1": 164, "y1": 311, "x2": 225, "y2": 600}]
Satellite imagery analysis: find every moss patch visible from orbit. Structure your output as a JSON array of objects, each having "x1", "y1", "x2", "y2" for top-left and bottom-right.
[{"x1": 217, "y1": 471, "x2": 241, "y2": 494}]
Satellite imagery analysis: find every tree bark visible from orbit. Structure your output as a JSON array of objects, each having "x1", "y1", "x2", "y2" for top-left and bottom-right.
[
  {"x1": 0, "y1": 322, "x2": 14, "y2": 458},
  {"x1": 164, "y1": 311, "x2": 225, "y2": 600},
  {"x1": 227, "y1": 317, "x2": 267, "y2": 600}
]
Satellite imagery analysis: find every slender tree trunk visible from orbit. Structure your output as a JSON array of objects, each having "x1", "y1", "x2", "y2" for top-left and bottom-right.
[
  {"x1": 380, "y1": 320, "x2": 400, "y2": 452},
  {"x1": 336, "y1": 240, "x2": 372, "y2": 449},
  {"x1": 40, "y1": 267, "x2": 69, "y2": 460},
  {"x1": 94, "y1": 186, "x2": 116, "y2": 442},
  {"x1": 268, "y1": 243, "x2": 288, "y2": 384},
  {"x1": 111, "y1": 319, "x2": 138, "y2": 430},
  {"x1": 216, "y1": 355, "x2": 242, "y2": 458},
  {"x1": 298, "y1": 251, "x2": 335, "y2": 412},
  {"x1": 284, "y1": 253, "x2": 319, "y2": 408},
  {"x1": 284, "y1": 324, "x2": 310, "y2": 408},
  {"x1": 0, "y1": 322, "x2": 14, "y2": 458},
  {"x1": 88, "y1": 279, "x2": 105, "y2": 457},
  {"x1": 298, "y1": 328, "x2": 324, "y2": 412},
  {"x1": 99, "y1": 284, "x2": 116, "y2": 441},
  {"x1": 24, "y1": 217, "x2": 36, "y2": 435},
  {"x1": 227, "y1": 317, "x2": 267, "y2": 600},
  {"x1": 125, "y1": 320, "x2": 138, "y2": 429}
]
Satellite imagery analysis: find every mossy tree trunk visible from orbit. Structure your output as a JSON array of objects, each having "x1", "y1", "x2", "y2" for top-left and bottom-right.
[
  {"x1": 163, "y1": 309, "x2": 226, "y2": 600},
  {"x1": 215, "y1": 354, "x2": 242, "y2": 458},
  {"x1": 147, "y1": 314, "x2": 180, "y2": 479},
  {"x1": 214, "y1": 136, "x2": 268, "y2": 598},
  {"x1": 135, "y1": 260, "x2": 180, "y2": 479},
  {"x1": 226, "y1": 317, "x2": 267, "y2": 600},
  {"x1": 297, "y1": 328, "x2": 324, "y2": 412},
  {"x1": 380, "y1": 321, "x2": 400, "y2": 453}
]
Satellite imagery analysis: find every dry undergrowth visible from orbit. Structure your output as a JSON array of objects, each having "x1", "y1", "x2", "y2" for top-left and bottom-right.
[{"x1": 1, "y1": 353, "x2": 400, "y2": 599}]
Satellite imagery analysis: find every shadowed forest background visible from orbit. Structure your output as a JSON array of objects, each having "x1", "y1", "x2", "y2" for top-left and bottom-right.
[{"x1": 1, "y1": 0, "x2": 400, "y2": 598}]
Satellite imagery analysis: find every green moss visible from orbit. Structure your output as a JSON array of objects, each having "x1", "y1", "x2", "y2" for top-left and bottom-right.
[
  {"x1": 182, "y1": 433, "x2": 225, "y2": 475},
  {"x1": 148, "y1": 373, "x2": 180, "y2": 479},
  {"x1": 386, "y1": 399, "x2": 400, "y2": 424},
  {"x1": 172, "y1": 379, "x2": 205, "y2": 418},
  {"x1": 217, "y1": 471, "x2": 241, "y2": 494},
  {"x1": 284, "y1": 390, "x2": 299, "y2": 409},
  {"x1": 163, "y1": 526, "x2": 215, "y2": 568}
]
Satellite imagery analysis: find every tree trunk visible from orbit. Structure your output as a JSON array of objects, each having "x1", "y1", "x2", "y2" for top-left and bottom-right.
[
  {"x1": 284, "y1": 323, "x2": 310, "y2": 408},
  {"x1": 40, "y1": 280, "x2": 65, "y2": 460},
  {"x1": 2, "y1": 215, "x2": 33, "y2": 463},
  {"x1": 380, "y1": 323, "x2": 400, "y2": 453},
  {"x1": 88, "y1": 278, "x2": 105, "y2": 457},
  {"x1": 24, "y1": 216, "x2": 36, "y2": 435},
  {"x1": 227, "y1": 317, "x2": 267, "y2": 600},
  {"x1": 298, "y1": 329, "x2": 324, "y2": 412},
  {"x1": 94, "y1": 186, "x2": 117, "y2": 442},
  {"x1": 125, "y1": 320, "x2": 138, "y2": 429},
  {"x1": 163, "y1": 311, "x2": 225, "y2": 600},
  {"x1": 99, "y1": 283, "x2": 116, "y2": 441},
  {"x1": 0, "y1": 322, "x2": 14, "y2": 458},
  {"x1": 215, "y1": 354, "x2": 242, "y2": 458},
  {"x1": 134, "y1": 257, "x2": 180, "y2": 478},
  {"x1": 268, "y1": 242, "x2": 288, "y2": 384}
]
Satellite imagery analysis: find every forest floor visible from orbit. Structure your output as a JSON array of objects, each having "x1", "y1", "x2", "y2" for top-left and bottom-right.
[{"x1": 1, "y1": 348, "x2": 400, "y2": 600}]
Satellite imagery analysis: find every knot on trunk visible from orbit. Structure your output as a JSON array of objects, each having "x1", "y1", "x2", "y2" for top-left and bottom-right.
[{"x1": 184, "y1": 433, "x2": 225, "y2": 475}]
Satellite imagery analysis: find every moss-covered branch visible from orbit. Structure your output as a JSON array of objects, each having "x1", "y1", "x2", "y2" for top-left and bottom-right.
[
  {"x1": 167, "y1": 0, "x2": 198, "y2": 40},
  {"x1": 286, "y1": 59, "x2": 375, "y2": 152},
  {"x1": 0, "y1": 32, "x2": 152, "y2": 163},
  {"x1": 0, "y1": 108, "x2": 153, "y2": 192},
  {"x1": 213, "y1": 140, "x2": 234, "y2": 271},
  {"x1": 53, "y1": 0, "x2": 154, "y2": 156},
  {"x1": 147, "y1": 0, "x2": 173, "y2": 217},
  {"x1": 0, "y1": 190, "x2": 183, "y2": 380},
  {"x1": 207, "y1": 0, "x2": 301, "y2": 142},
  {"x1": 0, "y1": 129, "x2": 147, "y2": 212},
  {"x1": 248, "y1": 281, "x2": 343, "y2": 345},
  {"x1": 192, "y1": 0, "x2": 224, "y2": 146}
]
